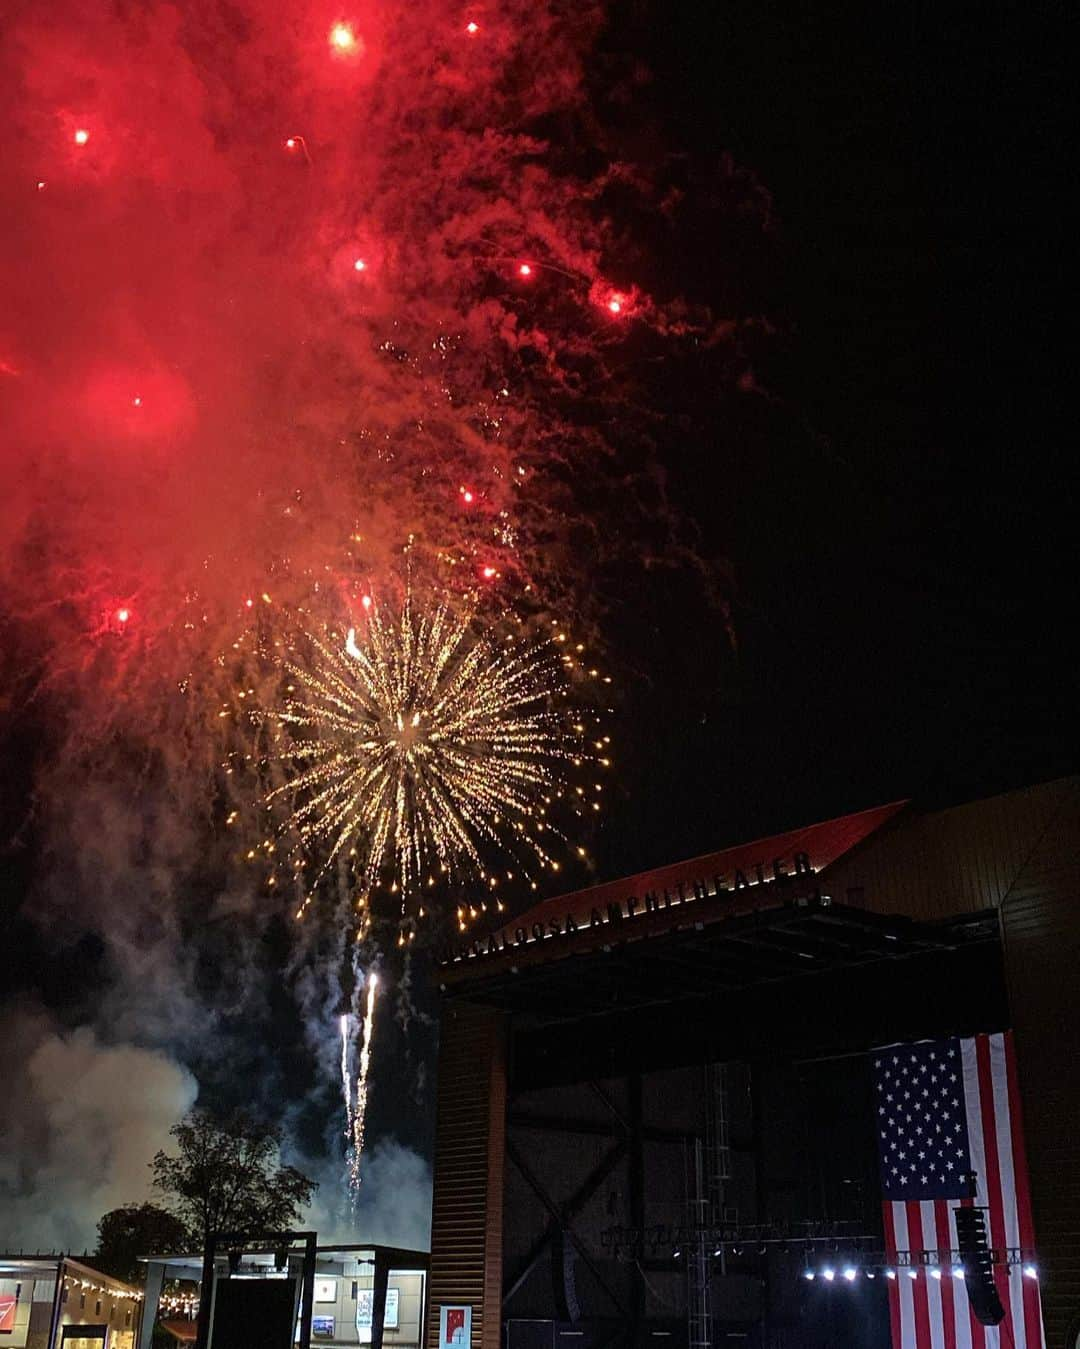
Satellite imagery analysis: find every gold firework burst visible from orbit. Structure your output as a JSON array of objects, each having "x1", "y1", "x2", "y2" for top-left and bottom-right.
[{"x1": 262, "y1": 593, "x2": 588, "y2": 912}]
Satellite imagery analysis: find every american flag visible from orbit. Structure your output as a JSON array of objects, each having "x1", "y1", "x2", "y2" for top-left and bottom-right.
[{"x1": 873, "y1": 1032, "x2": 1045, "y2": 1349}]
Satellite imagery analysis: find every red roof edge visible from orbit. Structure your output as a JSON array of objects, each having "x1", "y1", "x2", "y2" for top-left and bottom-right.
[{"x1": 490, "y1": 798, "x2": 910, "y2": 941}]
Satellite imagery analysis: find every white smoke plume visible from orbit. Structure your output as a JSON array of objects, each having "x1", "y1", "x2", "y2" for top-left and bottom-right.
[{"x1": 0, "y1": 1010, "x2": 199, "y2": 1253}]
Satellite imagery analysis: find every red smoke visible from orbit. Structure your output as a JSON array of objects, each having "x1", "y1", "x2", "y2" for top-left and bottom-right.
[{"x1": 0, "y1": 0, "x2": 733, "y2": 784}]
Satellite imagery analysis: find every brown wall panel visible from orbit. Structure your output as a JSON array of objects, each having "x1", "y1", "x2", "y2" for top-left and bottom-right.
[
  {"x1": 999, "y1": 784, "x2": 1080, "y2": 1349},
  {"x1": 427, "y1": 1001, "x2": 507, "y2": 1349}
]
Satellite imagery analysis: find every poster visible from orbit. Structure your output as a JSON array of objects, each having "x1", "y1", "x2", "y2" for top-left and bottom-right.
[
  {"x1": 356, "y1": 1287, "x2": 399, "y2": 1341},
  {"x1": 314, "y1": 1278, "x2": 338, "y2": 1304},
  {"x1": 0, "y1": 1293, "x2": 16, "y2": 1333},
  {"x1": 438, "y1": 1305, "x2": 471, "y2": 1349},
  {"x1": 312, "y1": 1315, "x2": 336, "y2": 1337}
]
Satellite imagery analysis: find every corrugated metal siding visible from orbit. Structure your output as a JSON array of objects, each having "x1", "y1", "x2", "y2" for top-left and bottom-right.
[
  {"x1": 999, "y1": 784, "x2": 1080, "y2": 1349},
  {"x1": 822, "y1": 777, "x2": 1077, "y2": 922},
  {"x1": 427, "y1": 1001, "x2": 508, "y2": 1349}
]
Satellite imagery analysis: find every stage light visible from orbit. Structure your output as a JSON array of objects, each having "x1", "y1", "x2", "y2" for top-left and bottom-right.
[
  {"x1": 466, "y1": 20, "x2": 479, "y2": 33},
  {"x1": 1023, "y1": 1265, "x2": 1038, "y2": 1279},
  {"x1": 519, "y1": 263, "x2": 532, "y2": 277},
  {"x1": 931, "y1": 1268, "x2": 942, "y2": 1280},
  {"x1": 843, "y1": 1267, "x2": 857, "y2": 1282},
  {"x1": 866, "y1": 1271, "x2": 876, "y2": 1280},
  {"x1": 802, "y1": 1269, "x2": 815, "y2": 1281},
  {"x1": 115, "y1": 607, "x2": 130, "y2": 625},
  {"x1": 353, "y1": 258, "x2": 367, "y2": 272},
  {"x1": 73, "y1": 128, "x2": 89, "y2": 146},
  {"x1": 952, "y1": 1267, "x2": 966, "y2": 1279},
  {"x1": 608, "y1": 297, "x2": 622, "y2": 314},
  {"x1": 672, "y1": 1249, "x2": 681, "y2": 1260},
  {"x1": 822, "y1": 1268, "x2": 835, "y2": 1283},
  {"x1": 885, "y1": 1270, "x2": 897, "y2": 1280},
  {"x1": 713, "y1": 1248, "x2": 722, "y2": 1258},
  {"x1": 330, "y1": 22, "x2": 357, "y2": 51},
  {"x1": 906, "y1": 1269, "x2": 918, "y2": 1281}
]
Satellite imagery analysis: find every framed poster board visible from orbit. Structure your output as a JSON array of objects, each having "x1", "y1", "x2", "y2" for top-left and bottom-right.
[
  {"x1": 438, "y1": 1305, "x2": 472, "y2": 1349},
  {"x1": 357, "y1": 1286, "x2": 400, "y2": 1341}
]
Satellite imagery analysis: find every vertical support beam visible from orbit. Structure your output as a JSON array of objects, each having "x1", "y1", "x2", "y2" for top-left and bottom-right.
[
  {"x1": 193, "y1": 1238, "x2": 217, "y2": 1349},
  {"x1": 138, "y1": 1261, "x2": 166, "y2": 1349},
  {"x1": 370, "y1": 1250, "x2": 390, "y2": 1349},
  {"x1": 629, "y1": 1075, "x2": 645, "y2": 1341},
  {"x1": 47, "y1": 1259, "x2": 65, "y2": 1349},
  {"x1": 427, "y1": 1001, "x2": 508, "y2": 1349},
  {"x1": 297, "y1": 1232, "x2": 316, "y2": 1349}
]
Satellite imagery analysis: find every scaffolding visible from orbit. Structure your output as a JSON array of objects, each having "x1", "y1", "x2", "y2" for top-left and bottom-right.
[{"x1": 685, "y1": 1064, "x2": 734, "y2": 1349}]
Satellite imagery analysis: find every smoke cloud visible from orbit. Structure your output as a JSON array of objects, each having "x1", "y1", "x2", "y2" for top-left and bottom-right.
[{"x1": 0, "y1": 1010, "x2": 199, "y2": 1252}]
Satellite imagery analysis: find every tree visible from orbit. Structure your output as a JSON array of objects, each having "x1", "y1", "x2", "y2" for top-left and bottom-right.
[
  {"x1": 94, "y1": 1203, "x2": 191, "y2": 1284},
  {"x1": 150, "y1": 1110, "x2": 317, "y2": 1251}
]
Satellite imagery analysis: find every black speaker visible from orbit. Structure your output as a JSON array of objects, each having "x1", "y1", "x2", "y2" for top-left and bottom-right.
[
  {"x1": 954, "y1": 1207, "x2": 1005, "y2": 1326},
  {"x1": 552, "y1": 1227, "x2": 581, "y2": 1323}
]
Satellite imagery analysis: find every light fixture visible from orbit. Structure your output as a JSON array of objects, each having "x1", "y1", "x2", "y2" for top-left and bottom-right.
[
  {"x1": 906, "y1": 1269, "x2": 918, "y2": 1281},
  {"x1": 1023, "y1": 1265, "x2": 1038, "y2": 1280},
  {"x1": 866, "y1": 1270, "x2": 877, "y2": 1280},
  {"x1": 802, "y1": 1269, "x2": 815, "y2": 1281},
  {"x1": 822, "y1": 1268, "x2": 835, "y2": 1283},
  {"x1": 931, "y1": 1268, "x2": 942, "y2": 1280},
  {"x1": 952, "y1": 1267, "x2": 966, "y2": 1279},
  {"x1": 843, "y1": 1267, "x2": 857, "y2": 1282},
  {"x1": 885, "y1": 1269, "x2": 897, "y2": 1281}
]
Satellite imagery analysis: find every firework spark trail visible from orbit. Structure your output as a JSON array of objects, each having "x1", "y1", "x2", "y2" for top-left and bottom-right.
[
  {"x1": 349, "y1": 971, "x2": 378, "y2": 1191},
  {"x1": 263, "y1": 591, "x2": 587, "y2": 914},
  {"x1": 340, "y1": 1012, "x2": 353, "y2": 1140}
]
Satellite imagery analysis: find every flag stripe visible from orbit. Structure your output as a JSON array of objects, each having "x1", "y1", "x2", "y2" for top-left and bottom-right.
[
  {"x1": 934, "y1": 1201, "x2": 958, "y2": 1349},
  {"x1": 1004, "y1": 1033, "x2": 1045, "y2": 1349},
  {"x1": 885, "y1": 1202, "x2": 904, "y2": 1349},
  {"x1": 922, "y1": 1202, "x2": 946, "y2": 1349},
  {"x1": 908, "y1": 1204, "x2": 933, "y2": 1348},
  {"x1": 894, "y1": 1204, "x2": 917, "y2": 1342},
  {"x1": 989, "y1": 1034, "x2": 1025, "y2": 1349}
]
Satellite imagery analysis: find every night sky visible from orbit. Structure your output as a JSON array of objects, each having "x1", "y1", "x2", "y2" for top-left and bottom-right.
[
  {"x1": 1, "y1": 0, "x2": 1069, "y2": 1251},
  {"x1": 591, "y1": 0, "x2": 1071, "y2": 870}
]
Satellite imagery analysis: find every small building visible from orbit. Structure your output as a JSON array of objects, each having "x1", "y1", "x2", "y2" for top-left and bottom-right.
[
  {"x1": 0, "y1": 1254, "x2": 143, "y2": 1349},
  {"x1": 140, "y1": 1244, "x2": 428, "y2": 1349}
]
